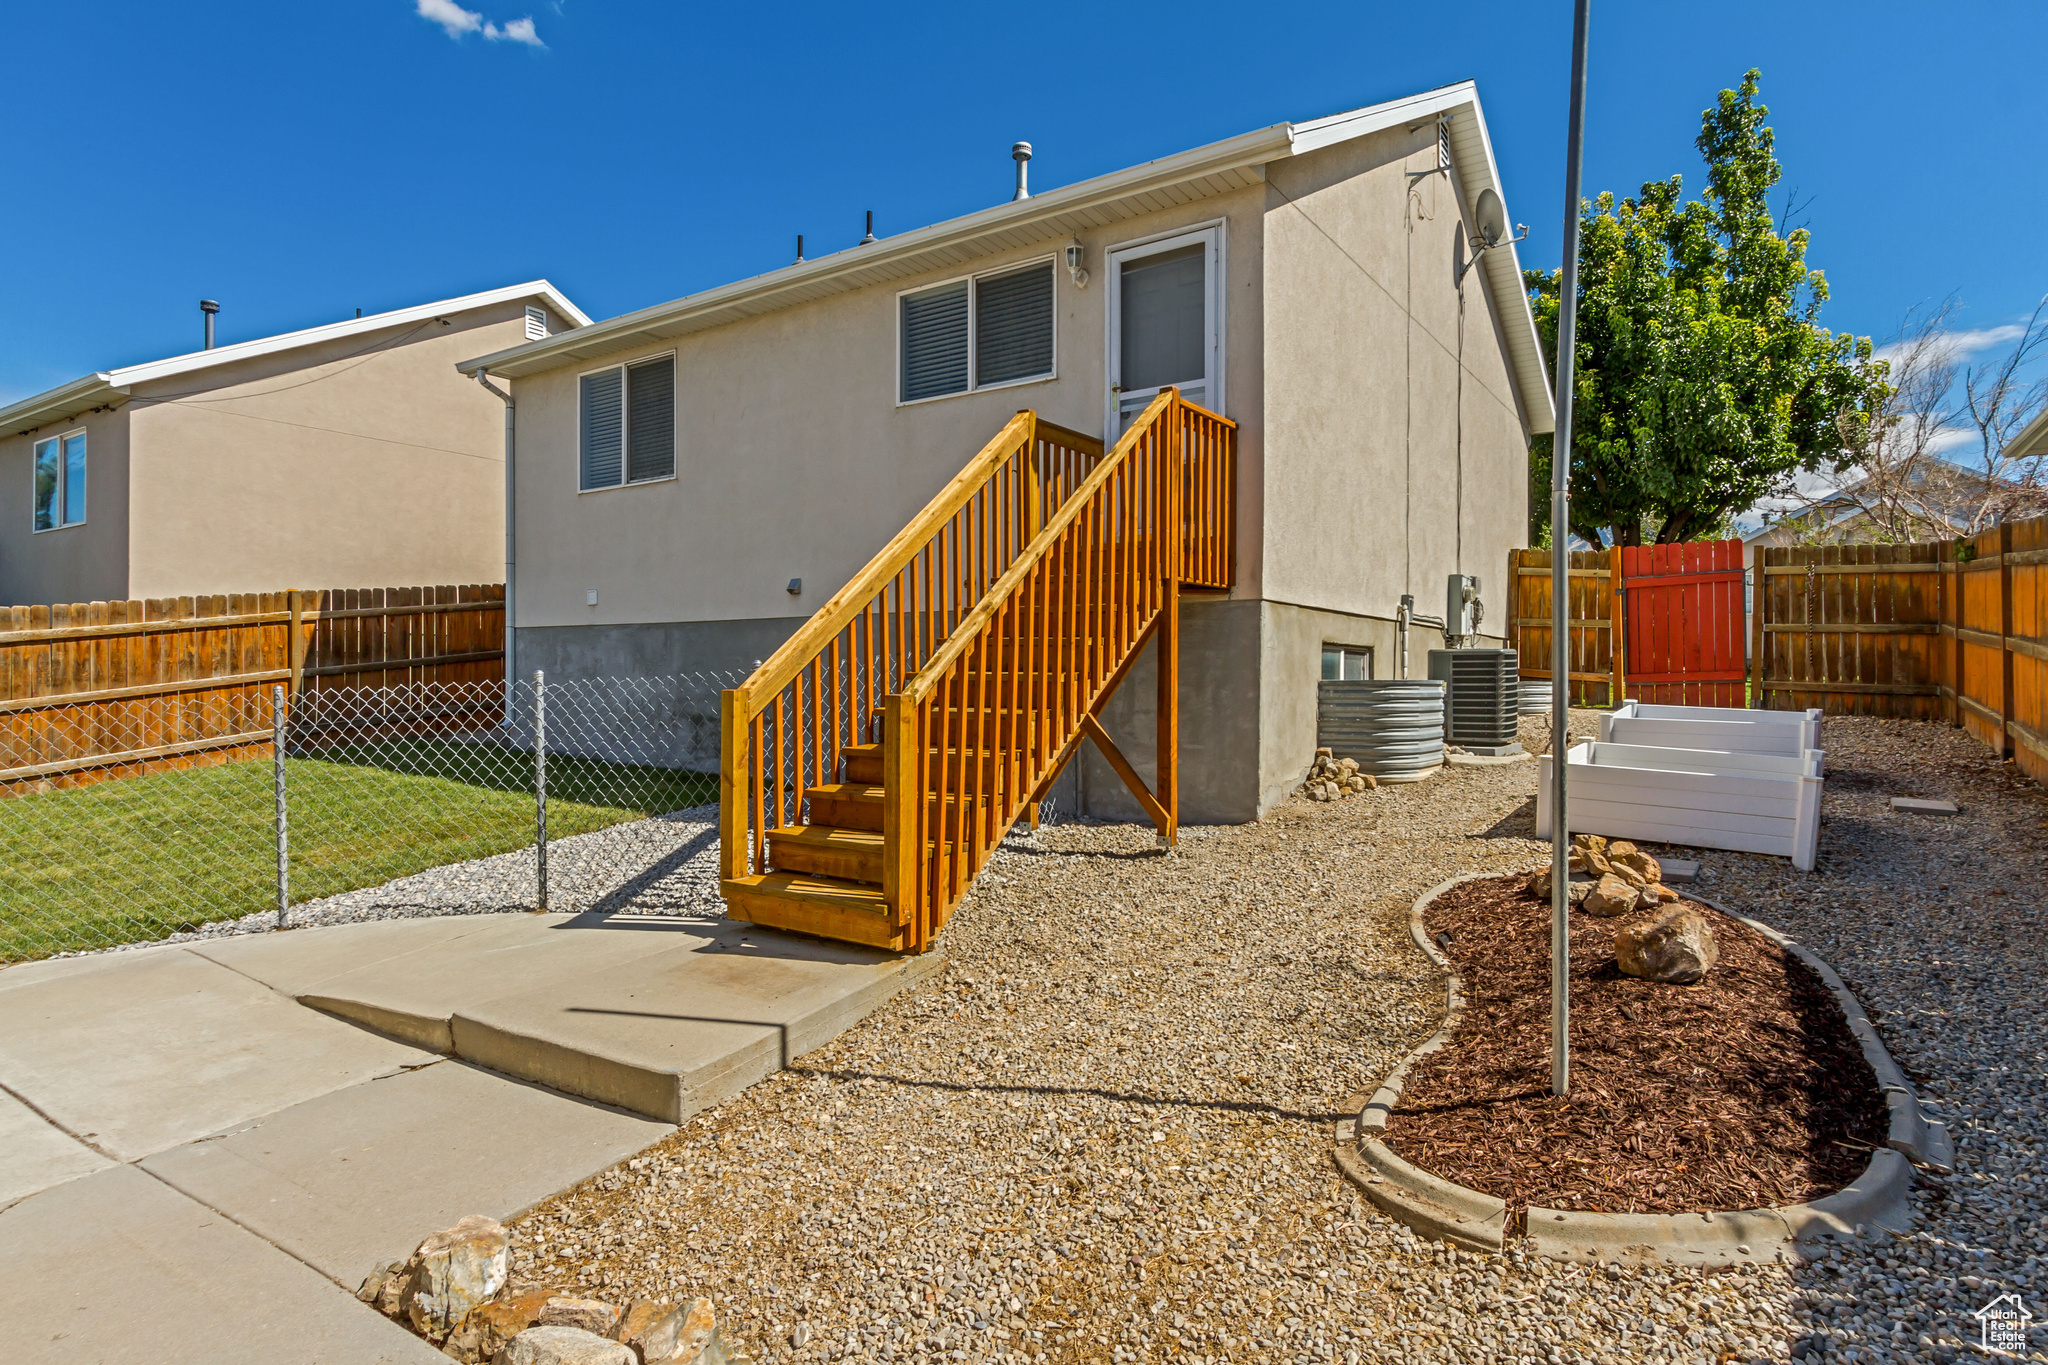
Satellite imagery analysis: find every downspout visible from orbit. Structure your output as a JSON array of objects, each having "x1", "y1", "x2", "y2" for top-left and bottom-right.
[{"x1": 475, "y1": 368, "x2": 517, "y2": 691}]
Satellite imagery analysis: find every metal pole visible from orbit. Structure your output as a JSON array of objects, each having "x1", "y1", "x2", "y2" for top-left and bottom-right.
[
  {"x1": 272, "y1": 684, "x2": 289, "y2": 928},
  {"x1": 1550, "y1": 0, "x2": 1593, "y2": 1098},
  {"x1": 534, "y1": 670, "x2": 549, "y2": 912}
]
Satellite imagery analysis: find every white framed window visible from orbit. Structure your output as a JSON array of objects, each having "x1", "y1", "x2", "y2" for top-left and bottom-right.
[
  {"x1": 1321, "y1": 644, "x2": 1373, "y2": 681},
  {"x1": 578, "y1": 353, "x2": 677, "y2": 492},
  {"x1": 524, "y1": 306, "x2": 549, "y2": 341},
  {"x1": 897, "y1": 257, "x2": 1056, "y2": 405},
  {"x1": 33, "y1": 429, "x2": 86, "y2": 532}
]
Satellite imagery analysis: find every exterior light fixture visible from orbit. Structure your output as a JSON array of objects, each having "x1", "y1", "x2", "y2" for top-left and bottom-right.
[{"x1": 1064, "y1": 240, "x2": 1089, "y2": 289}]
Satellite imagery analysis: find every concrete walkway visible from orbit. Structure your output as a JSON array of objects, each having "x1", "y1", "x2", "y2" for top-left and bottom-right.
[{"x1": 0, "y1": 911, "x2": 940, "y2": 1363}]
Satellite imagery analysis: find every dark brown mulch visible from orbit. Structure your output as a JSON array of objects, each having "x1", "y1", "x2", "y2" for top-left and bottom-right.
[{"x1": 1380, "y1": 873, "x2": 1889, "y2": 1215}]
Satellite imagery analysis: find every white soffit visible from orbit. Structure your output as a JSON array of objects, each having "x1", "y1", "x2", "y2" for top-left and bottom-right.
[
  {"x1": 2, "y1": 281, "x2": 591, "y2": 435},
  {"x1": 459, "y1": 82, "x2": 1556, "y2": 435}
]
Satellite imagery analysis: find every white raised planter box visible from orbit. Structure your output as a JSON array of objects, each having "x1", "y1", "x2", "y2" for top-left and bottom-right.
[
  {"x1": 1537, "y1": 740, "x2": 1824, "y2": 871},
  {"x1": 1599, "y1": 702, "x2": 1822, "y2": 760}
]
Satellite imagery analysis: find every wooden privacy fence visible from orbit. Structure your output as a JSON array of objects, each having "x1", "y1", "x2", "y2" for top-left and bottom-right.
[
  {"x1": 1507, "y1": 547, "x2": 1624, "y2": 707},
  {"x1": 1751, "y1": 517, "x2": 2048, "y2": 784},
  {"x1": 0, "y1": 584, "x2": 504, "y2": 793}
]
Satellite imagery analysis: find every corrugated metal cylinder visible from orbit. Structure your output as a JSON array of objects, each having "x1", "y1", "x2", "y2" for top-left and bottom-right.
[{"x1": 1316, "y1": 679, "x2": 1445, "y2": 782}]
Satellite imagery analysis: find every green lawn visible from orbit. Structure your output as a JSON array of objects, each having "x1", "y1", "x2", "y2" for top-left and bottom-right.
[{"x1": 1, "y1": 742, "x2": 715, "y2": 963}]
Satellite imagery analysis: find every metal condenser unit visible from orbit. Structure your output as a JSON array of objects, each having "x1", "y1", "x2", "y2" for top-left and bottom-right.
[{"x1": 1427, "y1": 647, "x2": 1522, "y2": 754}]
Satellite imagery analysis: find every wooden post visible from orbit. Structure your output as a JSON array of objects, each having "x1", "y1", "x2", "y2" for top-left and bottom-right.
[
  {"x1": 719, "y1": 688, "x2": 747, "y2": 882},
  {"x1": 881, "y1": 694, "x2": 920, "y2": 943},
  {"x1": 1157, "y1": 578, "x2": 1180, "y2": 845},
  {"x1": 287, "y1": 589, "x2": 306, "y2": 697},
  {"x1": 1505, "y1": 548, "x2": 1522, "y2": 663},
  {"x1": 2000, "y1": 522, "x2": 2016, "y2": 758},
  {"x1": 1750, "y1": 545, "x2": 1767, "y2": 709},
  {"x1": 1022, "y1": 410, "x2": 1042, "y2": 543},
  {"x1": 1608, "y1": 544, "x2": 1626, "y2": 708}
]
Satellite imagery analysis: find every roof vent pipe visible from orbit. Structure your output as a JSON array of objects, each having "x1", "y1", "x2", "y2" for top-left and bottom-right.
[
  {"x1": 794, "y1": 234, "x2": 805, "y2": 264},
  {"x1": 860, "y1": 210, "x2": 876, "y2": 245},
  {"x1": 200, "y1": 299, "x2": 220, "y2": 350},
  {"x1": 1011, "y1": 142, "x2": 1032, "y2": 201}
]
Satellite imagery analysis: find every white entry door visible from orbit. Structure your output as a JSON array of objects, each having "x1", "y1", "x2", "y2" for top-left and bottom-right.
[{"x1": 1107, "y1": 224, "x2": 1223, "y2": 434}]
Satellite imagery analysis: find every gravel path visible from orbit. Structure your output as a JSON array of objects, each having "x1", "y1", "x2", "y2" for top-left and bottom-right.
[{"x1": 497, "y1": 713, "x2": 2046, "y2": 1365}]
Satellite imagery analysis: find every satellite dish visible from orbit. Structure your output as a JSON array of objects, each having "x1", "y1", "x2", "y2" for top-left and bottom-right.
[{"x1": 1474, "y1": 188, "x2": 1508, "y2": 249}]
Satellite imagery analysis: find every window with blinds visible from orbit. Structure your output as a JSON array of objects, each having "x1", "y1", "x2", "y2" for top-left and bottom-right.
[
  {"x1": 898, "y1": 258, "x2": 1055, "y2": 404},
  {"x1": 579, "y1": 354, "x2": 677, "y2": 491}
]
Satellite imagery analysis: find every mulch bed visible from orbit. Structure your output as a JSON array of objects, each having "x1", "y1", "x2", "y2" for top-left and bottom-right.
[{"x1": 1380, "y1": 873, "x2": 1888, "y2": 1215}]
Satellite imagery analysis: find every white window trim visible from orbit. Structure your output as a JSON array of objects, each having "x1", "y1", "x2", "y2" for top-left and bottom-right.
[
  {"x1": 1103, "y1": 219, "x2": 1228, "y2": 435},
  {"x1": 1321, "y1": 643, "x2": 1375, "y2": 681},
  {"x1": 575, "y1": 352, "x2": 680, "y2": 495},
  {"x1": 894, "y1": 255, "x2": 1059, "y2": 409},
  {"x1": 31, "y1": 427, "x2": 87, "y2": 534}
]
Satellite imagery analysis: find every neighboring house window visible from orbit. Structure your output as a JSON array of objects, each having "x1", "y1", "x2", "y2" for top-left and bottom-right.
[
  {"x1": 579, "y1": 355, "x2": 677, "y2": 491},
  {"x1": 1321, "y1": 644, "x2": 1372, "y2": 681},
  {"x1": 525, "y1": 306, "x2": 548, "y2": 341},
  {"x1": 33, "y1": 430, "x2": 86, "y2": 531},
  {"x1": 899, "y1": 259, "x2": 1055, "y2": 404}
]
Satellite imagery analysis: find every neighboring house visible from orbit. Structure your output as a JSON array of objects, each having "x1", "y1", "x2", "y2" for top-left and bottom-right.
[
  {"x1": 0, "y1": 282, "x2": 589, "y2": 607},
  {"x1": 458, "y1": 82, "x2": 1554, "y2": 825},
  {"x1": 1745, "y1": 455, "x2": 2048, "y2": 550}
]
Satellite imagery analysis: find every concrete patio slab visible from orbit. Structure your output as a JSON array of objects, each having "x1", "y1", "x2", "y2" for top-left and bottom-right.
[
  {"x1": 0, "y1": 1088, "x2": 112, "y2": 1209},
  {"x1": 0, "y1": 1163, "x2": 446, "y2": 1365},
  {"x1": 198, "y1": 912, "x2": 714, "y2": 1053},
  {"x1": 0, "y1": 947, "x2": 433, "y2": 1161},
  {"x1": 446, "y1": 924, "x2": 946, "y2": 1121},
  {"x1": 142, "y1": 1058, "x2": 672, "y2": 1285}
]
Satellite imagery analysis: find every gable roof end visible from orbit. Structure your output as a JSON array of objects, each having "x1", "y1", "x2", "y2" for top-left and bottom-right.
[
  {"x1": 2, "y1": 281, "x2": 590, "y2": 436},
  {"x1": 458, "y1": 83, "x2": 1556, "y2": 437}
]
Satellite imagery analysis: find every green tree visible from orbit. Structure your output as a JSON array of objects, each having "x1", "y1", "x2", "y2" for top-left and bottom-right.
[{"x1": 1526, "y1": 70, "x2": 1887, "y2": 547}]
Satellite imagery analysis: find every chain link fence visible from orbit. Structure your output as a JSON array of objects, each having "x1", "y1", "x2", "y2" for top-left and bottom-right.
[{"x1": 1, "y1": 671, "x2": 744, "y2": 964}]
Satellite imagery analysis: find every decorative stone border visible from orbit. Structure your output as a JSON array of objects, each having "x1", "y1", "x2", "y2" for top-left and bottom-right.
[{"x1": 1332, "y1": 874, "x2": 1955, "y2": 1266}]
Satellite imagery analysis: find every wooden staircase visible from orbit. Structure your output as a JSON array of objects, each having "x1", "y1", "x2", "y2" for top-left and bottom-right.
[{"x1": 719, "y1": 393, "x2": 1236, "y2": 952}]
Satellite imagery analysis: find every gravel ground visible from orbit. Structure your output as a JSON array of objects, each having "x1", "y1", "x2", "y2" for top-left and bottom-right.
[
  {"x1": 59, "y1": 805, "x2": 726, "y2": 957},
  {"x1": 496, "y1": 712, "x2": 2046, "y2": 1365}
]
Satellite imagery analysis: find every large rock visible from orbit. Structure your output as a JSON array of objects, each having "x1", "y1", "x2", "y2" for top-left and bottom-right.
[
  {"x1": 540, "y1": 1296, "x2": 622, "y2": 1338},
  {"x1": 1580, "y1": 872, "x2": 1640, "y2": 918},
  {"x1": 444, "y1": 1288, "x2": 557, "y2": 1364},
  {"x1": 1610, "y1": 843, "x2": 1663, "y2": 884},
  {"x1": 399, "y1": 1215, "x2": 510, "y2": 1341},
  {"x1": 625, "y1": 1297, "x2": 726, "y2": 1365},
  {"x1": 501, "y1": 1326, "x2": 636, "y2": 1365},
  {"x1": 1616, "y1": 907, "x2": 1719, "y2": 984}
]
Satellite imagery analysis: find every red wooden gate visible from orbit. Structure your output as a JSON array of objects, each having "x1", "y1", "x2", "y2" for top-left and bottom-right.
[{"x1": 1621, "y1": 540, "x2": 1748, "y2": 706}]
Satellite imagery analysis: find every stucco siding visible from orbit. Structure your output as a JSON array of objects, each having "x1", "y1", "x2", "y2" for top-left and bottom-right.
[
  {"x1": 120, "y1": 302, "x2": 543, "y2": 598},
  {"x1": 507, "y1": 190, "x2": 1267, "y2": 634},
  {"x1": 0, "y1": 406, "x2": 132, "y2": 606},
  {"x1": 1261, "y1": 122, "x2": 1530, "y2": 634}
]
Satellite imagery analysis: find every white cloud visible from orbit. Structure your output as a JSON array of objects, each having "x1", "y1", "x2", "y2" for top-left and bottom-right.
[
  {"x1": 415, "y1": 0, "x2": 543, "y2": 45},
  {"x1": 416, "y1": 0, "x2": 483, "y2": 37},
  {"x1": 484, "y1": 16, "x2": 543, "y2": 44},
  {"x1": 1873, "y1": 323, "x2": 2027, "y2": 368}
]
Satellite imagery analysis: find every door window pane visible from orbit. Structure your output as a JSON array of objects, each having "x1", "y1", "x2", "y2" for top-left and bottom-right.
[
  {"x1": 1119, "y1": 243, "x2": 1206, "y2": 393},
  {"x1": 61, "y1": 433, "x2": 86, "y2": 525},
  {"x1": 33, "y1": 438, "x2": 58, "y2": 531}
]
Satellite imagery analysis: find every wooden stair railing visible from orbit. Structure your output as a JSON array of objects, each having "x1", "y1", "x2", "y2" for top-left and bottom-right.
[{"x1": 719, "y1": 391, "x2": 1235, "y2": 951}]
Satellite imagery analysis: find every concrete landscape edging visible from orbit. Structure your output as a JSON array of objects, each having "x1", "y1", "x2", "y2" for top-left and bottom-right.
[{"x1": 1332, "y1": 871, "x2": 1949, "y2": 1266}]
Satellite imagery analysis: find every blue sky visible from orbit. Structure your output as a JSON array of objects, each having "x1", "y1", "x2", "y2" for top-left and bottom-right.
[{"x1": 3, "y1": 0, "x2": 2043, "y2": 408}]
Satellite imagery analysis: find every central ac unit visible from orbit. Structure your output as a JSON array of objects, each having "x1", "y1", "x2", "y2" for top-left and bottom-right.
[{"x1": 1427, "y1": 648, "x2": 1522, "y2": 756}]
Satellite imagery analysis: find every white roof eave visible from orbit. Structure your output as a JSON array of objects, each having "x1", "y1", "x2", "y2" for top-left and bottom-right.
[
  {"x1": 460, "y1": 81, "x2": 1557, "y2": 437},
  {"x1": 2, "y1": 280, "x2": 590, "y2": 436}
]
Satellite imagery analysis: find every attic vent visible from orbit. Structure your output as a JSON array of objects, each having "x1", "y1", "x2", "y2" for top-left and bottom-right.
[
  {"x1": 1437, "y1": 118, "x2": 1452, "y2": 172},
  {"x1": 525, "y1": 306, "x2": 548, "y2": 341}
]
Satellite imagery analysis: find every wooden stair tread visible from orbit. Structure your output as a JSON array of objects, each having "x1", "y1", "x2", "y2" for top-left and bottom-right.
[
  {"x1": 769, "y1": 824, "x2": 881, "y2": 848},
  {"x1": 722, "y1": 872, "x2": 907, "y2": 950},
  {"x1": 724, "y1": 870, "x2": 888, "y2": 908}
]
